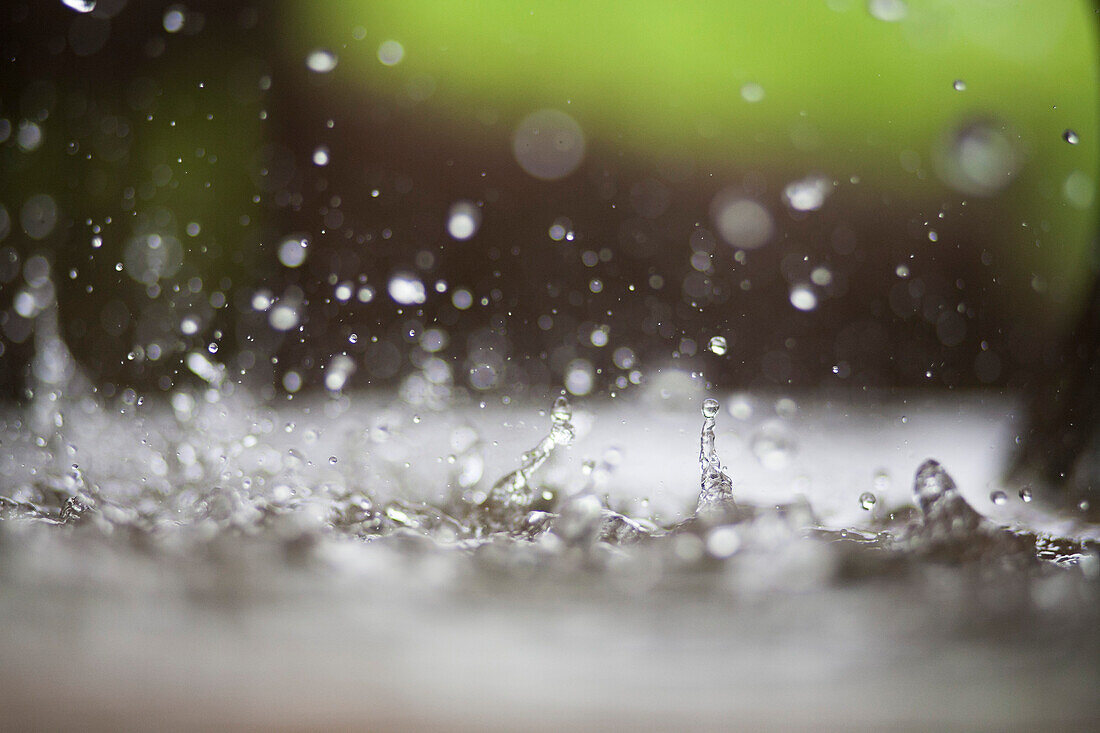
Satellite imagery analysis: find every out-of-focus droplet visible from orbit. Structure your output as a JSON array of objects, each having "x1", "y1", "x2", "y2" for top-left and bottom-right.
[
  {"x1": 936, "y1": 120, "x2": 1019, "y2": 196},
  {"x1": 708, "y1": 336, "x2": 728, "y2": 356},
  {"x1": 62, "y1": 0, "x2": 96, "y2": 13},
  {"x1": 378, "y1": 40, "x2": 404, "y2": 66},
  {"x1": 447, "y1": 201, "x2": 481, "y2": 240},
  {"x1": 306, "y1": 49, "x2": 338, "y2": 73},
  {"x1": 859, "y1": 491, "x2": 877, "y2": 511},
  {"x1": 21, "y1": 194, "x2": 58, "y2": 240},
  {"x1": 163, "y1": 6, "x2": 186, "y2": 33},
  {"x1": 783, "y1": 175, "x2": 831, "y2": 212},
  {"x1": 750, "y1": 420, "x2": 797, "y2": 470},
  {"x1": 269, "y1": 303, "x2": 300, "y2": 331},
  {"x1": 868, "y1": 0, "x2": 908, "y2": 22},
  {"x1": 564, "y1": 359, "x2": 594, "y2": 396},
  {"x1": 277, "y1": 237, "x2": 308, "y2": 268},
  {"x1": 387, "y1": 272, "x2": 427, "y2": 305},
  {"x1": 1019, "y1": 488, "x2": 1032, "y2": 503},
  {"x1": 312, "y1": 146, "x2": 329, "y2": 166},
  {"x1": 789, "y1": 284, "x2": 818, "y2": 311},
  {"x1": 740, "y1": 83, "x2": 765, "y2": 103},
  {"x1": 1064, "y1": 129, "x2": 1079, "y2": 145},
  {"x1": 990, "y1": 490, "x2": 1007, "y2": 506},
  {"x1": 710, "y1": 191, "x2": 773, "y2": 250},
  {"x1": 953, "y1": 79, "x2": 966, "y2": 91},
  {"x1": 513, "y1": 109, "x2": 586, "y2": 181}
]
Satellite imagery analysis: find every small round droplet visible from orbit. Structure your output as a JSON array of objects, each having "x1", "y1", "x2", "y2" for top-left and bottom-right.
[
  {"x1": 990, "y1": 490, "x2": 1007, "y2": 506},
  {"x1": 859, "y1": 491, "x2": 877, "y2": 511},
  {"x1": 1064, "y1": 129, "x2": 1079, "y2": 145},
  {"x1": 952, "y1": 79, "x2": 966, "y2": 92},
  {"x1": 702, "y1": 398, "x2": 720, "y2": 419},
  {"x1": 708, "y1": 336, "x2": 728, "y2": 356},
  {"x1": 1019, "y1": 487, "x2": 1032, "y2": 503},
  {"x1": 328, "y1": 456, "x2": 338, "y2": 465}
]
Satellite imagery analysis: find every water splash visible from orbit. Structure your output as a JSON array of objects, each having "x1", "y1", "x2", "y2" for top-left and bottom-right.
[
  {"x1": 478, "y1": 395, "x2": 575, "y2": 529},
  {"x1": 697, "y1": 398, "x2": 736, "y2": 514}
]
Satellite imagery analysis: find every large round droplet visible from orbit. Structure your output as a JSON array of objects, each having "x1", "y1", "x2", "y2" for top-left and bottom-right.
[
  {"x1": 387, "y1": 272, "x2": 427, "y2": 305},
  {"x1": 859, "y1": 491, "x2": 877, "y2": 511},
  {"x1": 512, "y1": 109, "x2": 586, "y2": 181},
  {"x1": 708, "y1": 336, "x2": 728, "y2": 356},
  {"x1": 935, "y1": 120, "x2": 1019, "y2": 196},
  {"x1": 21, "y1": 194, "x2": 58, "y2": 240},
  {"x1": 710, "y1": 191, "x2": 773, "y2": 250},
  {"x1": 750, "y1": 420, "x2": 797, "y2": 470},
  {"x1": 702, "y1": 398, "x2": 720, "y2": 419}
]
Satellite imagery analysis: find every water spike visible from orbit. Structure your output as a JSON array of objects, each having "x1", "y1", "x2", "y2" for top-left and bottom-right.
[
  {"x1": 481, "y1": 395, "x2": 575, "y2": 528},
  {"x1": 697, "y1": 398, "x2": 735, "y2": 513},
  {"x1": 912, "y1": 458, "x2": 980, "y2": 528}
]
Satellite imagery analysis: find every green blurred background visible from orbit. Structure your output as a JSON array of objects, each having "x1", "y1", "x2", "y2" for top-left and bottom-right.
[{"x1": 0, "y1": 0, "x2": 1097, "y2": 397}]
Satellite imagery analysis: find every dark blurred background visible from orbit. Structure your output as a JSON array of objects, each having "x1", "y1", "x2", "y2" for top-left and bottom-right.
[{"x1": 1, "y1": 0, "x2": 1097, "y2": 402}]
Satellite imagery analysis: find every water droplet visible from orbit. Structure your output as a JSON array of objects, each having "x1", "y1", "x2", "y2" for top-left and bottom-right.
[
  {"x1": 387, "y1": 272, "x2": 427, "y2": 305},
  {"x1": 163, "y1": 6, "x2": 186, "y2": 33},
  {"x1": 710, "y1": 191, "x2": 774, "y2": 250},
  {"x1": 268, "y1": 303, "x2": 300, "y2": 331},
  {"x1": 447, "y1": 201, "x2": 481, "y2": 240},
  {"x1": 702, "y1": 398, "x2": 720, "y2": 418},
  {"x1": 564, "y1": 359, "x2": 594, "y2": 396},
  {"x1": 952, "y1": 79, "x2": 966, "y2": 91},
  {"x1": 990, "y1": 490, "x2": 1007, "y2": 506},
  {"x1": 306, "y1": 49, "x2": 338, "y2": 73},
  {"x1": 328, "y1": 456, "x2": 338, "y2": 465},
  {"x1": 707, "y1": 336, "x2": 728, "y2": 356},
  {"x1": 859, "y1": 491, "x2": 877, "y2": 510},
  {"x1": 62, "y1": 0, "x2": 96, "y2": 13},
  {"x1": 789, "y1": 284, "x2": 818, "y2": 311},
  {"x1": 740, "y1": 83, "x2": 765, "y2": 103},
  {"x1": 512, "y1": 109, "x2": 586, "y2": 181},
  {"x1": 868, "y1": 0, "x2": 908, "y2": 23},
  {"x1": 312, "y1": 146, "x2": 330, "y2": 166},
  {"x1": 783, "y1": 175, "x2": 831, "y2": 212},
  {"x1": 277, "y1": 237, "x2": 308, "y2": 268},
  {"x1": 1064, "y1": 129, "x2": 1079, "y2": 145},
  {"x1": 21, "y1": 194, "x2": 58, "y2": 240},
  {"x1": 1019, "y1": 488, "x2": 1032, "y2": 503},
  {"x1": 378, "y1": 40, "x2": 405, "y2": 66},
  {"x1": 750, "y1": 420, "x2": 797, "y2": 470}
]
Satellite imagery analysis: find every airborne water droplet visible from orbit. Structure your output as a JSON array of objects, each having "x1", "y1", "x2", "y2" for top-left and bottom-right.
[
  {"x1": 990, "y1": 490, "x2": 1007, "y2": 506},
  {"x1": 1019, "y1": 488, "x2": 1032, "y2": 503},
  {"x1": 789, "y1": 285, "x2": 818, "y2": 312},
  {"x1": 1063, "y1": 129, "x2": 1079, "y2": 145},
  {"x1": 707, "y1": 336, "x2": 728, "y2": 356},
  {"x1": 62, "y1": 0, "x2": 96, "y2": 12},
  {"x1": 953, "y1": 79, "x2": 967, "y2": 91},
  {"x1": 859, "y1": 491, "x2": 877, "y2": 511},
  {"x1": 306, "y1": 49, "x2": 338, "y2": 74}
]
